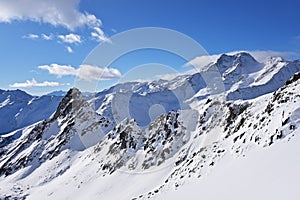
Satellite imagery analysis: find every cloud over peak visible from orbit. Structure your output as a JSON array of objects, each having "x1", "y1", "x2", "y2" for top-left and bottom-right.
[{"x1": 22, "y1": 33, "x2": 39, "y2": 40}]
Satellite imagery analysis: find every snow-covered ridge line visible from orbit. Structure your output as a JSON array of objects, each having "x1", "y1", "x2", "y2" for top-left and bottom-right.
[{"x1": 0, "y1": 52, "x2": 299, "y2": 199}]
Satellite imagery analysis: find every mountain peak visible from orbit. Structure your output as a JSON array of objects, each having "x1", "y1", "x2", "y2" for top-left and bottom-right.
[
  {"x1": 235, "y1": 51, "x2": 253, "y2": 58},
  {"x1": 8, "y1": 89, "x2": 32, "y2": 98},
  {"x1": 67, "y1": 87, "x2": 81, "y2": 96},
  {"x1": 265, "y1": 56, "x2": 284, "y2": 64},
  {"x1": 1, "y1": 53, "x2": 300, "y2": 199},
  {"x1": 52, "y1": 87, "x2": 84, "y2": 120},
  {"x1": 234, "y1": 52, "x2": 258, "y2": 65},
  {"x1": 217, "y1": 52, "x2": 257, "y2": 63},
  {"x1": 217, "y1": 53, "x2": 232, "y2": 64},
  {"x1": 215, "y1": 52, "x2": 259, "y2": 76}
]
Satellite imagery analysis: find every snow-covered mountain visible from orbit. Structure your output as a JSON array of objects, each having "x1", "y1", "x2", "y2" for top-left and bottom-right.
[
  {"x1": 45, "y1": 90, "x2": 67, "y2": 97},
  {"x1": 0, "y1": 90, "x2": 63, "y2": 134},
  {"x1": 0, "y1": 52, "x2": 299, "y2": 199}
]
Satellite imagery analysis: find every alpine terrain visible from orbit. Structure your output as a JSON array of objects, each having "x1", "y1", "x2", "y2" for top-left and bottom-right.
[{"x1": 0, "y1": 52, "x2": 300, "y2": 200}]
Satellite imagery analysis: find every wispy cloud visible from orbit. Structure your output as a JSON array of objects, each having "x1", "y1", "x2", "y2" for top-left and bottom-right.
[
  {"x1": 22, "y1": 33, "x2": 39, "y2": 40},
  {"x1": 244, "y1": 50, "x2": 295, "y2": 62},
  {"x1": 41, "y1": 33, "x2": 52, "y2": 40},
  {"x1": 58, "y1": 33, "x2": 81, "y2": 44},
  {"x1": 24, "y1": 33, "x2": 53, "y2": 41},
  {"x1": 38, "y1": 64, "x2": 121, "y2": 81},
  {"x1": 66, "y1": 46, "x2": 73, "y2": 53},
  {"x1": 155, "y1": 73, "x2": 181, "y2": 81},
  {"x1": 184, "y1": 55, "x2": 219, "y2": 68},
  {"x1": 78, "y1": 64, "x2": 121, "y2": 80},
  {"x1": 9, "y1": 78, "x2": 59, "y2": 88},
  {"x1": 91, "y1": 27, "x2": 111, "y2": 43},
  {"x1": 38, "y1": 64, "x2": 78, "y2": 77}
]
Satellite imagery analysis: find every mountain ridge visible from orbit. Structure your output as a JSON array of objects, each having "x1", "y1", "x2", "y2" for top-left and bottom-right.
[{"x1": 0, "y1": 52, "x2": 299, "y2": 199}]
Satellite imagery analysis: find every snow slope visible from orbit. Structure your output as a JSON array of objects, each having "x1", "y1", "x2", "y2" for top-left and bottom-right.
[
  {"x1": 157, "y1": 131, "x2": 300, "y2": 200},
  {"x1": 0, "y1": 53, "x2": 299, "y2": 199}
]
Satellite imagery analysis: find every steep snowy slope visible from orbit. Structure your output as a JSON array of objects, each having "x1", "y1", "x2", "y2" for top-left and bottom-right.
[
  {"x1": 0, "y1": 88, "x2": 113, "y2": 178},
  {"x1": 0, "y1": 90, "x2": 63, "y2": 134},
  {"x1": 141, "y1": 72, "x2": 300, "y2": 200},
  {"x1": 157, "y1": 131, "x2": 300, "y2": 200},
  {"x1": 225, "y1": 54, "x2": 300, "y2": 100}
]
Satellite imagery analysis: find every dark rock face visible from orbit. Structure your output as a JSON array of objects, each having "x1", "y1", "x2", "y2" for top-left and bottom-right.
[{"x1": 53, "y1": 88, "x2": 85, "y2": 120}]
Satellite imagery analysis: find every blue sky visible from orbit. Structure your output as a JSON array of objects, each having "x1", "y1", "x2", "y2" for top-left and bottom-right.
[{"x1": 0, "y1": 0, "x2": 300, "y2": 95}]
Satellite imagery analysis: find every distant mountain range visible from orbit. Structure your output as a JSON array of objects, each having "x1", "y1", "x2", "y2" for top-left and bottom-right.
[
  {"x1": 45, "y1": 90, "x2": 67, "y2": 97},
  {"x1": 0, "y1": 89, "x2": 63, "y2": 134},
  {"x1": 0, "y1": 52, "x2": 299, "y2": 199}
]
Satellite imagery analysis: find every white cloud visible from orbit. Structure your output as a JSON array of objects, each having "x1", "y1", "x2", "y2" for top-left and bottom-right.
[
  {"x1": 41, "y1": 33, "x2": 52, "y2": 40},
  {"x1": 78, "y1": 64, "x2": 121, "y2": 80},
  {"x1": 22, "y1": 33, "x2": 39, "y2": 40},
  {"x1": 66, "y1": 46, "x2": 73, "y2": 53},
  {"x1": 184, "y1": 55, "x2": 219, "y2": 69},
  {"x1": 58, "y1": 33, "x2": 81, "y2": 44},
  {"x1": 91, "y1": 27, "x2": 111, "y2": 43},
  {"x1": 9, "y1": 78, "x2": 59, "y2": 88},
  {"x1": 38, "y1": 64, "x2": 78, "y2": 77},
  {"x1": 0, "y1": 0, "x2": 101, "y2": 30},
  {"x1": 38, "y1": 64, "x2": 121, "y2": 80}
]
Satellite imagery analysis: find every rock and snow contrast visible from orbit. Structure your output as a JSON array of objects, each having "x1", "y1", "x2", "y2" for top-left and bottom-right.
[{"x1": 0, "y1": 52, "x2": 299, "y2": 199}]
